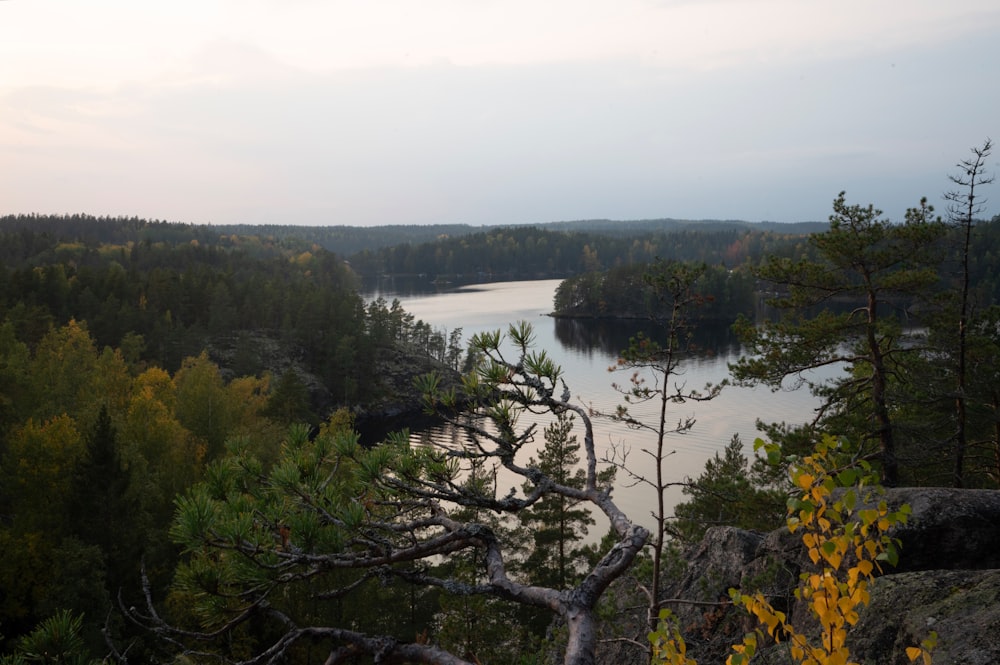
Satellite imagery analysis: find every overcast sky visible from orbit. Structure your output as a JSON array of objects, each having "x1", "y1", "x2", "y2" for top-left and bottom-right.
[{"x1": 2, "y1": 1, "x2": 998, "y2": 227}]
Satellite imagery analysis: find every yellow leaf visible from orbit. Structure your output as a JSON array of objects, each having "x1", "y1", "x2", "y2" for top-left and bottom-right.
[
  {"x1": 797, "y1": 472, "x2": 816, "y2": 489},
  {"x1": 906, "y1": 646, "x2": 922, "y2": 662}
]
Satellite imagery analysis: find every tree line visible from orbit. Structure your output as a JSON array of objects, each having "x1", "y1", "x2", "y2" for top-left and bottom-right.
[
  {"x1": 346, "y1": 225, "x2": 827, "y2": 282},
  {"x1": 552, "y1": 261, "x2": 758, "y2": 321},
  {"x1": 0, "y1": 224, "x2": 476, "y2": 417}
]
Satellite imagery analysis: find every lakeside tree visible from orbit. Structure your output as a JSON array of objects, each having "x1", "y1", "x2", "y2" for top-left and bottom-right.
[
  {"x1": 731, "y1": 193, "x2": 947, "y2": 486},
  {"x1": 599, "y1": 259, "x2": 724, "y2": 652},
  {"x1": 131, "y1": 322, "x2": 647, "y2": 665},
  {"x1": 672, "y1": 434, "x2": 785, "y2": 543},
  {"x1": 519, "y1": 411, "x2": 613, "y2": 592}
]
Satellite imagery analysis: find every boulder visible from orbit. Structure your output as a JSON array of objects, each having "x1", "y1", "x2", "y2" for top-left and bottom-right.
[
  {"x1": 621, "y1": 487, "x2": 1000, "y2": 665},
  {"x1": 852, "y1": 569, "x2": 1000, "y2": 665},
  {"x1": 881, "y1": 488, "x2": 1000, "y2": 573}
]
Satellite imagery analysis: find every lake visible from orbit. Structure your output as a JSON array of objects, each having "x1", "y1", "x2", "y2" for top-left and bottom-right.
[{"x1": 368, "y1": 278, "x2": 827, "y2": 535}]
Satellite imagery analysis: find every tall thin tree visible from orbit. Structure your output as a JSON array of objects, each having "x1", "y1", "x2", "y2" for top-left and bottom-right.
[
  {"x1": 602, "y1": 259, "x2": 722, "y2": 650},
  {"x1": 943, "y1": 138, "x2": 994, "y2": 487}
]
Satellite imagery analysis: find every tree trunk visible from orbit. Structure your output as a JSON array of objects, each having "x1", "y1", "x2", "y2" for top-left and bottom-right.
[
  {"x1": 867, "y1": 291, "x2": 897, "y2": 486},
  {"x1": 563, "y1": 604, "x2": 598, "y2": 665}
]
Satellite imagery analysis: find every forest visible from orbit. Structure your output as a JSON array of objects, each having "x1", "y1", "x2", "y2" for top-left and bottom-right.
[{"x1": 1, "y1": 142, "x2": 999, "y2": 665}]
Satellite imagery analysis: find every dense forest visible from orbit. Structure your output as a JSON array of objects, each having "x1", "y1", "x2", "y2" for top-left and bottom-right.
[
  {"x1": 0, "y1": 213, "x2": 826, "y2": 263},
  {"x1": 0, "y1": 216, "x2": 480, "y2": 411},
  {"x1": 551, "y1": 216, "x2": 1000, "y2": 320},
  {"x1": 552, "y1": 261, "x2": 758, "y2": 320},
  {"x1": 346, "y1": 224, "x2": 826, "y2": 282},
  {"x1": 2, "y1": 161, "x2": 1000, "y2": 665}
]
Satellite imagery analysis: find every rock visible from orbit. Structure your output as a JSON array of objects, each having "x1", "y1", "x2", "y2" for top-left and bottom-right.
[
  {"x1": 353, "y1": 345, "x2": 461, "y2": 443},
  {"x1": 207, "y1": 331, "x2": 333, "y2": 415},
  {"x1": 882, "y1": 488, "x2": 1000, "y2": 573},
  {"x1": 852, "y1": 569, "x2": 1000, "y2": 665},
  {"x1": 606, "y1": 488, "x2": 1000, "y2": 665}
]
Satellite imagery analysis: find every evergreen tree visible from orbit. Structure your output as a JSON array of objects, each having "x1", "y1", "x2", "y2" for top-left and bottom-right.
[
  {"x1": 672, "y1": 435, "x2": 785, "y2": 543},
  {"x1": 731, "y1": 192, "x2": 947, "y2": 486},
  {"x1": 435, "y1": 458, "x2": 536, "y2": 663},
  {"x1": 70, "y1": 405, "x2": 140, "y2": 601},
  {"x1": 265, "y1": 369, "x2": 317, "y2": 426},
  {"x1": 601, "y1": 258, "x2": 723, "y2": 647},
  {"x1": 940, "y1": 138, "x2": 994, "y2": 487},
  {"x1": 520, "y1": 412, "x2": 604, "y2": 590}
]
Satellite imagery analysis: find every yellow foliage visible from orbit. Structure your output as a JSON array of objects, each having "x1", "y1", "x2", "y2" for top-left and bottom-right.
[
  {"x1": 649, "y1": 611, "x2": 698, "y2": 665},
  {"x1": 650, "y1": 435, "x2": 935, "y2": 665}
]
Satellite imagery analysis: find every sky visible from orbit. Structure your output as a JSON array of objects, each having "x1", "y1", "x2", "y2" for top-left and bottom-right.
[{"x1": 1, "y1": 1, "x2": 998, "y2": 227}]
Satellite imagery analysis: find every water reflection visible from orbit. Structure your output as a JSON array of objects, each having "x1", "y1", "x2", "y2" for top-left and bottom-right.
[
  {"x1": 365, "y1": 278, "x2": 823, "y2": 536},
  {"x1": 553, "y1": 317, "x2": 742, "y2": 361}
]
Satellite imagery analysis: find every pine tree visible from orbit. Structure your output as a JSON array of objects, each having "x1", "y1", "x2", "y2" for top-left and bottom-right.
[
  {"x1": 673, "y1": 435, "x2": 785, "y2": 543},
  {"x1": 70, "y1": 405, "x2": 140, "y2": 599},
  {"x1": 732, "y1": 192, "x2": 947, "y2": 486},
  {"x1": 520, "y1": 412, "x2": 603, "y2": 590},
  {"x1": 941, "y1": 139, "x2": 994, "y2": 487},
  {"x1": 601, "y1": 258, "x2": 723, "y2": 644}
]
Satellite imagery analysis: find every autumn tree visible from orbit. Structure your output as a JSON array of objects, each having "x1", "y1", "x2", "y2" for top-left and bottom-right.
[
  {"x1": 650, "y1": 435, "x2": 935, "y2": 665},
  {"x1": 173, "y1": 351, "x2": 236, "y2": 459},
  {"x1": 28, "y1": 319, "x2": 99, "y2": 422},
  {"x1": 731, "y1": 193, "x2": 947, "y2": 486},
  {"x1": 0, "y1": 415, "x2": 107, "y2": 649},
  {"x1": 131, "y1": 322, "x2": 648, "y2": 665},
  {"x1": 117, "y1": 366, "x2": 206, "y2": 594}
]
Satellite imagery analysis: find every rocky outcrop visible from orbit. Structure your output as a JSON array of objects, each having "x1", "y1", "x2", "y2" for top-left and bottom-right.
[
  {"x1": 852, "y1": 569, "x2": 1000, "y2": 665},
  {"x1": 206, "y1": 332, "x2": 461, "y2": 440},
  {"x1": 352, "y1": 345, "x2": 461, "y2": 442},
  {"x1": 601, "y1": 488, "x2": 1000, "y2": 665},
  {"x1": 207, "y1": 331, "x2": 334, "y2": 414}
]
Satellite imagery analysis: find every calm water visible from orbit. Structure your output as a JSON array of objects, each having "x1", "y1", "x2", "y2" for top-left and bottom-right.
[{"x1": 369, "y1": 279, "x2": 826, "y2": 534}]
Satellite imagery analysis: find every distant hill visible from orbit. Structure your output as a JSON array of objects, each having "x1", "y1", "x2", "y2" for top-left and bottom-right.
[
  {"x1": 527, "y1": 218, "x2": 829, "y2": 236},
  {"x1": 0, "y1": 213, "x2": 828, "y2": 256},
  {"x1": 204, "y1": 218, "x2": 831, "y2": 253}
]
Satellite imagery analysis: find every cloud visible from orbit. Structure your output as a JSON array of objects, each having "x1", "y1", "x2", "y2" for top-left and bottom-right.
[{"x1": 1, "y1": 2, "x2": 997, "y2": 225}]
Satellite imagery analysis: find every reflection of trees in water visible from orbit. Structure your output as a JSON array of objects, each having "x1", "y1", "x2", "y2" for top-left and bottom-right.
[
  {"x1": 553, "y1": 317, "x2": 741, "y2": 361},
  {"x1": 363, "y1": 274, "x2": 523, "y2": 297}
]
